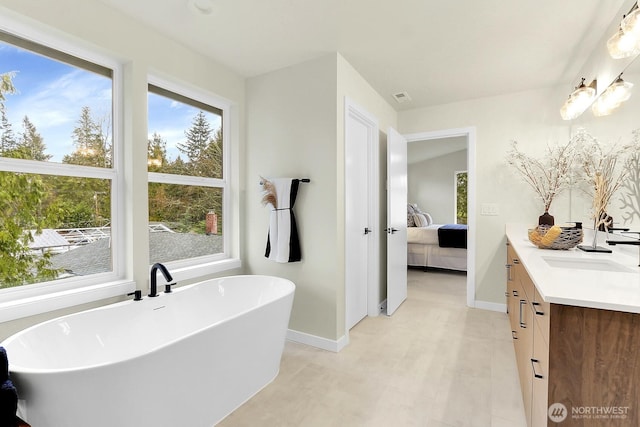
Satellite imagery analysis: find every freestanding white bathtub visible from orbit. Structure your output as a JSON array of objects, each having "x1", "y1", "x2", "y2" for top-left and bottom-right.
[{"x1": 1, "y1": 275, "x2": 295, "y2": 427}]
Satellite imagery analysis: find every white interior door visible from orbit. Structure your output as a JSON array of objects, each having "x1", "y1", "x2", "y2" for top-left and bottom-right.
[
  {"x1": 386, "y1": 127, "x2": 407, "y2": 315},
  {"x1": 345, "y1": 103, "x2": 375, "y2": 330}
]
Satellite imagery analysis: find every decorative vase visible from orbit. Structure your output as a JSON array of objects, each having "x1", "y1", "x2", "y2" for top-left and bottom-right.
[
  {"x1": 597, "y1": 213, "x2": 613, "y2": 231},
  {"x1": 538, "y1": 211, "x2": 554, "y2": 226}
]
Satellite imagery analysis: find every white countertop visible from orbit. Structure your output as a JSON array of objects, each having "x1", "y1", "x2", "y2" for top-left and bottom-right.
[{"x1": 506, "y1": 223, "x2": 640, "y2": 313}]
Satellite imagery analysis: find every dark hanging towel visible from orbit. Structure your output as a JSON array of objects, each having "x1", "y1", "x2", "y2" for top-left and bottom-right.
[
  {"x1": 262, "y1": 178, "x2": 302, "y2": 262},
  {"x1": 0, "y1": 347, "x2": 18, "y2": 427}
]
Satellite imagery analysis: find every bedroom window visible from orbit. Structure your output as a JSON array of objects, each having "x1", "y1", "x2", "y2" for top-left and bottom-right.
[
  {"x1": 0, "y1": 30, "x2": 119, "y2": 291},
  {"x1": 147, "y1": 81, "x2": 228, "y2": 266},
  {"x1": 456, "y1": 171, "x2": 468, "y2": 225}
]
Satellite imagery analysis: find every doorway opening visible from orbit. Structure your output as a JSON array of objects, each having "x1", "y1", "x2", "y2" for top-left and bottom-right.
[{"x1": 404, "y1": 127, "x2": 476, "y2": 307}]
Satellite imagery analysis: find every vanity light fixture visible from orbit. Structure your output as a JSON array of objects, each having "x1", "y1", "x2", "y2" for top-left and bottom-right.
[
  {"x1": 591, "y1": 74, "x2": 633, "y2": 117},
  {"x1": 608, "y1": 2, "x2": 640, "y2": 58},
  {"x1": 607, "y1": 26, "x2": 640, "y2": 58},
  {"x1": 560, "y1": 78, "x2": 597, "y2": 120},
  {"x1": 621, "y1": 2, "x2": 640, "y2": 37}
]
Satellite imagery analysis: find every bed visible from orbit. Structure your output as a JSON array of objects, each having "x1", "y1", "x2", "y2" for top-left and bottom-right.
[{"x1": 407, "y1": 204, "x2": 467, "y2": 272}]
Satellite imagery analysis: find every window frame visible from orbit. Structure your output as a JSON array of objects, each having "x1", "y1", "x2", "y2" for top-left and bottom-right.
[
  {"x1": 0, "y1": 20, "x2": 132, "y2": 322},
  {"x1": 146, "y1": 75, "x2": 237, "y2": 281}
]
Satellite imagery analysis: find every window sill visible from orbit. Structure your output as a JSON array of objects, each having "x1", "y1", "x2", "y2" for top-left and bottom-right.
[
  {"x1": 0, "y1": 280, "x2": 135, "y2": 323},
  {"x1": 0, "y1": 259, "x2": 241, "y2": 324},
  {"x1": 169, "y1": 257, "x2": 242, "y2": 283}
]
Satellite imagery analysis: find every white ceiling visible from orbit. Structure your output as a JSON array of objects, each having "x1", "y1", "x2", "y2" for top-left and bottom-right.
[{"x1": 98, "y1": 0, "x2": 627, "y2": 110}]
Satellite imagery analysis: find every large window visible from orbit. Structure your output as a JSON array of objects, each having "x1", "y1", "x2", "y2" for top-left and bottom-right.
[
  {"x1": 147, "y1": 82, "x2": 228, "y2": 266},
  {"x1": 0, "y1": 26, "x2": 236, "y2": 322},
  {"x1": 0, "y1": 30, "x2": 118, "y2": 290}
]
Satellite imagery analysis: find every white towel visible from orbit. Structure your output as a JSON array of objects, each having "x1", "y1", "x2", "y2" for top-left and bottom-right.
[{"x1": 262, "y1": 178, "x2": 301, "y2": 263}]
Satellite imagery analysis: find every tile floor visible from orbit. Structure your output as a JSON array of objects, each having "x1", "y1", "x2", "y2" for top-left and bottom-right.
[{"x1": 218, "y1": 269, "x2": 527, "y2": 427}]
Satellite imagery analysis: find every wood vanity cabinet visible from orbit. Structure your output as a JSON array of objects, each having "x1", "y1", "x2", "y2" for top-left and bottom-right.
[
  {"x1": 506, "y1": 241, "x2": 640, "y2": 427},
  {"x1": 506, "y1": 242, "x2": 538, "y2": 425}
]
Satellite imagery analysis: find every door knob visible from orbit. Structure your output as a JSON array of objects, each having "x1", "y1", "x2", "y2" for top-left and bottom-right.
[
  {"x1": 385, "y1": 227, "x2": 398, "y2": 234},
  {"x1": 364, "y1": 227, "x2": 372, "y2": 235}
]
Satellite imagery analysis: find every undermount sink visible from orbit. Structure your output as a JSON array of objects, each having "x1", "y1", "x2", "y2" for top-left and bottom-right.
[{"x1": 541, "y1": 256, "x2": 635, "y2": 273}]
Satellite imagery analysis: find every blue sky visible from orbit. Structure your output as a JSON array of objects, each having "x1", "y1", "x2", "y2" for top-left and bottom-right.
[{"x1": 0, "y1": 41, "x2": 221, "y2": 163}]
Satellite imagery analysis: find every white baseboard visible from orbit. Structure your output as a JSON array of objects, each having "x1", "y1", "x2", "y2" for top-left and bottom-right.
[
  {"x1": 286, "y1": 329, "x2": 349, "y2": 352},
  {"x1": 474, "y1": 300, "x2": 507, "y2": 313}
]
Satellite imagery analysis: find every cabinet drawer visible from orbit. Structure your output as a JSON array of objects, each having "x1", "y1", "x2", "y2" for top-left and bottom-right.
[
  {"x1": 532, "y1": 287, "x2": 550, "y2": 346},
  {"x1": 531, "y1": 320, "x2": 549, "y2": 427},
  {"x1": 519, "y1": 266, "x2": 535, "y2": 300}
]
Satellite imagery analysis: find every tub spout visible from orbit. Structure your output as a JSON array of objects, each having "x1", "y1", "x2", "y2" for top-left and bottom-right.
[{"x1": 149, "y1": 263, "x2": 173, "y2": 297}]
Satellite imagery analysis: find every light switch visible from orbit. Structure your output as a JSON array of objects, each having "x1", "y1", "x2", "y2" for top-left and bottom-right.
[{"x1": 480, "y1": 203, "x2": 499, "y2": 216}]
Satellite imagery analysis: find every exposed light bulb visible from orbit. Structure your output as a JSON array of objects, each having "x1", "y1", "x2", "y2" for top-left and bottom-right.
[
  {"x1": 607, "y1": 27, "x2": 640, "y2": 59},
  {"x1": 591, "y1": 76, "x2": 633, "y2": 117},
  {"x1": 622, "y1": 7, "x2": 640, "y2": 37},
  {"x1": 560, "y1": 79, "x2": 597, "y2": 120}
]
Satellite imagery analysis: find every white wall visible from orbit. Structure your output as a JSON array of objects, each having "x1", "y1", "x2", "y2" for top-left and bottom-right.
[
  {"x1": 245, "y1": 54, "x2": 339, "y2": 340},
  {"x1": 408, "y1": 149, "x2": 467, "y2": 224},
  {"x1": 399, "y1": 86, "x2": 571, "y2": 304},
  {"x1": 245, "y1": 53, "x2": 397, "y2": 343},
  {"x1": 0, "y1": 0, "x2": 245, "y2": 339}
]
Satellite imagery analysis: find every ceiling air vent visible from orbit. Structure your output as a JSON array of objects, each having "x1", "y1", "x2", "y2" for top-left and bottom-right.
[{"x1": 392, "y1": 91, "x2": 412, "y2": 104}]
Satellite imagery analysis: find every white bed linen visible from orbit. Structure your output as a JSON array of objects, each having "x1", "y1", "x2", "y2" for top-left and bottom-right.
[
  {"x1": 407, "y1": 224, "x2": 441, "y2": 245},
  {"x1": 407, "y1": 243, "x2": 467, "y2": 271}
]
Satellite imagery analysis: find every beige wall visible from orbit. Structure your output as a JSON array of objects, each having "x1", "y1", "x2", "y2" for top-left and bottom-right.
[
  {"x1": 245, "y1": 54, "x2": 339, "y2": 340},
  {"x1": 408, "y1": 149, "x2": 467, "y2": 224},
  {"x1": 245, "y1": 53, "x2": 397, "y2": 342},
  {"x1": 0, "y1": 0, "x2": 245, "y2": 339},
  {"x1": 399, "y1": 86, "x2": 571, "y2": 304}
]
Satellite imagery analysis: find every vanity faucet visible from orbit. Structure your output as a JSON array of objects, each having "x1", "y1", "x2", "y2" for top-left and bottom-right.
[
  {"x1": 606, "y1": 231, "x2": 640, "y2": 267},
  {"x1": 149, "y1": 263, "x2": 173, "y2": 297}
]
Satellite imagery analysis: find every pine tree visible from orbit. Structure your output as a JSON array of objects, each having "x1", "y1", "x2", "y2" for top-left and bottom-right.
[
  {"x1": 0, "y1": 107, "x2": 17, "y2": 156},
  {"x1": 147, "y1": 132, "x2": 168, "y2": 171},
  {"x1": 58, "y1": 106, "x2": 112, "y2": 226},
  {"x1": 0, "y1": 72, "x2": 59, "y2": 286},
  {"x1": 0, "y1": 72, "x2": 17, "y2": 157},
  {"x1": 177, "y1": 110, "x2": 212, "y2": 168},
  {"x1": 17, "y1": 116, "x2": 51, "y2": 161},
  {"x1": 63, "y1": 106, "x2": 110, "y2": 168}
]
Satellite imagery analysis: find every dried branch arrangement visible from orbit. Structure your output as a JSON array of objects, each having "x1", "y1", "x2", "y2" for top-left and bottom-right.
[
  {"x1": 260, "y1": 176, "x2": 277, "y2": 208},
  {"x1": 506, "y1": 139, "x2": 578, "y2": 212},
  {"x1": 619, "y1": 130, "x2": 640, "y2": 225},
  {"x1": 576, "y1": 130, "x2": 636, "y2": 231}
]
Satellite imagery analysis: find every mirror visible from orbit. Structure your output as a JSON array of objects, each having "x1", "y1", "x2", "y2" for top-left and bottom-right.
[
  {"x1": 561, "y1": 0, "x2": 640, "y2": 231},
  {"x1": 567, "y1": 56, "x2": 640, "y2": 231}
]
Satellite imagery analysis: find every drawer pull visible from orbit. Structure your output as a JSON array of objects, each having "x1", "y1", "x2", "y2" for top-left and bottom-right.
[
  {"x1": 513, "y1": 290, "x2": 519, "y2": 297},
  {"x1": 512, "y1": 330, "x2": 518, "y2": 340},
  {"x1": 513, "y1": 259, "x2": 520, "y2": 264},
  {"x1": 519, "y1": 300, "x2": 526, "y2": 328},
  {"x1": 531, "y1": 358, "x2": 544, "y2": 379},
  {"x1": 505, "y1": 264, "x2": 512, "y2": 281},
  {"x1": 532, "y1": 301, "x2": 545, "y2": 316}
]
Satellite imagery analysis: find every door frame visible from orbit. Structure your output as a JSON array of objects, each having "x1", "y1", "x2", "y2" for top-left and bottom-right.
[
  {"x1": 404, "y1": 127, "x2": 476, "y2": 308},
  {"x1": 344, "y1": 98, "x2": 381, "y2": 332}
]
